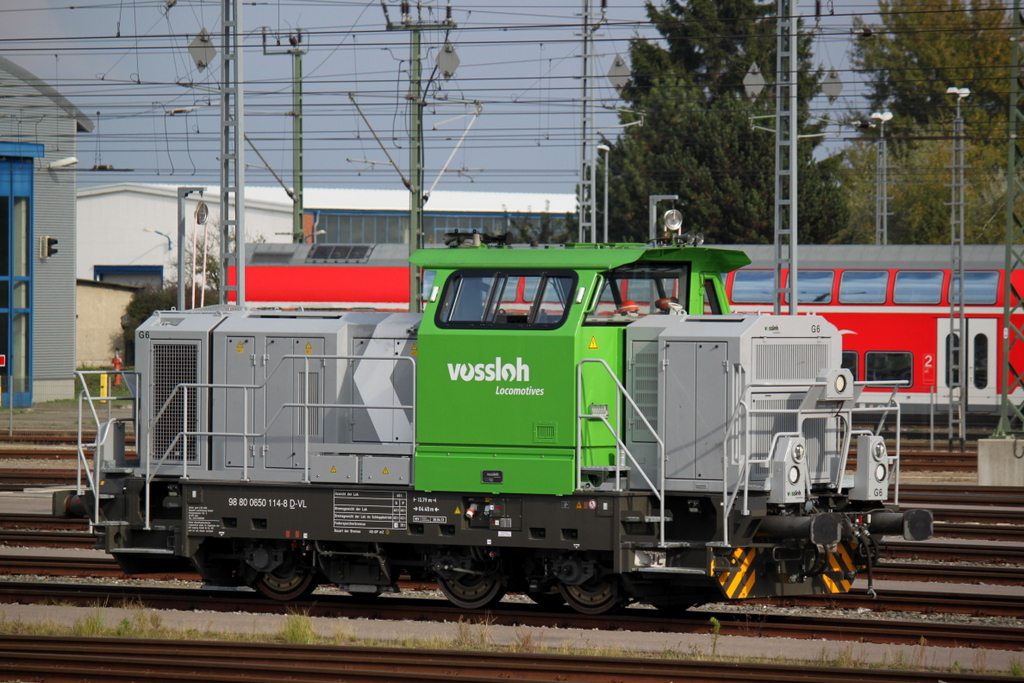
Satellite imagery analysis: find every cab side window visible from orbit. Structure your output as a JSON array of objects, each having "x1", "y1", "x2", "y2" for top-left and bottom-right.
[{"x1": 436, "y1": 270, "x2": 576, "y2": 329}]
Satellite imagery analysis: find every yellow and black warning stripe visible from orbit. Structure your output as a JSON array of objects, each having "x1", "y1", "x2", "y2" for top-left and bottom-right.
[
  {"x1": 716, "y1": 547, "x2": 759, "y2": 599},
  {"x1": 821, "y1": 541, "x2": 858, "y2": 594}
]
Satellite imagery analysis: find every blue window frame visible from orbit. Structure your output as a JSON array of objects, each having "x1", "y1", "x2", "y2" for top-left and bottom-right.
[{"x1": 0, "y1": 142, "x2": 43, "y2": 407}]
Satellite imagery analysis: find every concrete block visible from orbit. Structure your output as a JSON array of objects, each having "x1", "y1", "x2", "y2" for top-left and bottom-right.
[{"x1": 978, "y1": 438, "x2": 1024, "y2": 487}]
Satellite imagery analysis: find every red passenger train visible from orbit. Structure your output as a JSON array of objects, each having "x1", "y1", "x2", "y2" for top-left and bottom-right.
[
  {"x1": 724, "y1": 245, "x2": 1023, "y2": 414},
  {"x1": 235, "y1": 242, "x2": 1021, "y2": 414}
]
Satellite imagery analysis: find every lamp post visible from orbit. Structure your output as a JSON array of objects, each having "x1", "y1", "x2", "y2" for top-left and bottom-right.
[
  {"x1": 597, "y1": 144, "x2": 610, "y2": 243},
  {"x1": 870, "y1": 111, "x2": 892, "y2": 245},
  {"x1": 142, "y1": 228, "x2": 173, "y2": 251}
]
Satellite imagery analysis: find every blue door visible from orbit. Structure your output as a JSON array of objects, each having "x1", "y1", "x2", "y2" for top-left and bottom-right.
[{"x1": 0, "y1": 143, "x2": 43, "y2": 407}]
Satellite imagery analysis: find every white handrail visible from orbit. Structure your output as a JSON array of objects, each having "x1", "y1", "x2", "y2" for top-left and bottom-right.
[
  {"x1": 139, "y1": 353, "x2": 416, "y2": 529},
  {"x1": 576, "y1": 358, "x2": 667, "y2": 548},
  {"x1": 717, "y1": 378, "x2": 903, "y2": 548}
]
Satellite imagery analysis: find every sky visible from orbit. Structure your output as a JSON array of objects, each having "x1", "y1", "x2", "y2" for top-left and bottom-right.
[{"x1": 0, "y1": 0, "x2": 882, "y2": 197}]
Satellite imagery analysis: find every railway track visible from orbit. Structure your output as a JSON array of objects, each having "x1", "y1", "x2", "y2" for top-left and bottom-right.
[
  {"x1": 0, "y1": 582, "x2": 1020, "y2": 653},
  {"x1": 0, "y1": 469, "x2": 79, "y2": 490},
  {"x1": 0, "y1": 634, "x2": 1006, "y2": 683},
  {"x1": 3, "y1": 547, "x2": 1020, "y2": 588}
]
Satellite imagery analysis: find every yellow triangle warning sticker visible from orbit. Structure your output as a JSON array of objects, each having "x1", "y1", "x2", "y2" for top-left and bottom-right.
[
  {"x1": 410, "y1": 343, "x2": 419, "y2": 356},
  {"x1": 382, "y1": 467, "x2": 390, "y2": 475},
  {"x1": 330, "y1": 466, "x2": 337, "y2": 473},
  {"x1": 236, "y1": 342, "x2": 245, "y2": 353},
  {"x1": 305, "y1": 342, "x2": 313, "y2": 354},
  {"x1": 576, "y1": 501, "x2": 583, "y2": 509},
  {"x1": 454, "y1": 507, "x2": 462, "y2": 515},
  {"x1": 588, "y1": 336, "x2": 599, "y2": 350}
]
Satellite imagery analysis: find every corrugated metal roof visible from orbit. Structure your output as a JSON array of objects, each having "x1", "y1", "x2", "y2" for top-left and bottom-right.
[{"x1": 0, "y1": 56, "x2": 94, "y2": 133}]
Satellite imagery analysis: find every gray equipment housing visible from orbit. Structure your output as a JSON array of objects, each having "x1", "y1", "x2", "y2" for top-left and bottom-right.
[
  {"x1": 623, "y1": 314, "x2": 847, "y2": 494},
  {"x1": 136, "y1": 309, "x2": 419, "y2": 484}
]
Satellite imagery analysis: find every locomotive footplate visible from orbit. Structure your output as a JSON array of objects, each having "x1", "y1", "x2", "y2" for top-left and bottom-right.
[{"x1": 169, "y1": 482, "x2": 646, "y2": 555}]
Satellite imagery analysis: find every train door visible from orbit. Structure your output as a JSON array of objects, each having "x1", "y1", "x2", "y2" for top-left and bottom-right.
[
  {"x1": 264, "y1": 336, "x2": 326, "y2": 467},
  {"x1": 935, "y1": 318, "x2": 997, "y2": 405},
  {"x1": 222, "y1": 336, "x2": 256, "y2": 468}
]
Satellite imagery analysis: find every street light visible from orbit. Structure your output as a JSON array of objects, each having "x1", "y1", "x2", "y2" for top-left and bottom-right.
[
  {"x1": 869, "y1": 111, "x2": 892, "y2": 245},
  {"x1": 597, "y1": 144, "x2": 610, "y2": 243},
  {"x1": 142, "y1": 228, "x2": 173, "y2": 251}
]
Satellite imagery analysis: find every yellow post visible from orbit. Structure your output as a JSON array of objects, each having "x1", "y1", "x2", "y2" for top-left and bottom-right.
[{"x1": 99, "y1": 373, "x2": 109, "y2": 402}]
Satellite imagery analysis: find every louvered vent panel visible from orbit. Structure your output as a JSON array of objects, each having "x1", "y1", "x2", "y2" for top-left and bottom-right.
[
  {"x1": 298, "y1": 371, "x2": 322, "y2": 437},
  {"x1": 755, "y1": 344, "x2": 828, "y2": 381},
  {"x1": 748, "y1": 395, "x2": 800, "y2": 479},
  {"x1": 629, "y1": 342, "x2": 659, "y2": 443},
  {"x1": 151, "y1": 343, "x2": 199, "y2": 464}
]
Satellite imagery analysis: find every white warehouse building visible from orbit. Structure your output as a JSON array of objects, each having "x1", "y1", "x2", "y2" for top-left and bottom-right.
[{"x1": 77, "y1": 184, "x2": 576, "y2": 288}]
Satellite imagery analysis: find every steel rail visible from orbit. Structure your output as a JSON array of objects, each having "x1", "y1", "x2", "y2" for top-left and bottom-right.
[
  {"x1": 0, "y1": 635, "x2": 1008, "y2": 683},
  {"x1": 0, "y1": 582, "x2": 1019, "y2": 651}
]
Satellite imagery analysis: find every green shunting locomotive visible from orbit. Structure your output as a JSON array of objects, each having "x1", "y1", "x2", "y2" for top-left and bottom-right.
[{"x1": 58, "y1": 237, "x2": 932, "y2": 614}]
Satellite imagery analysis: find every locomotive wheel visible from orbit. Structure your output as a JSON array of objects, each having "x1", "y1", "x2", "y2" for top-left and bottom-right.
[
  {"x1": 437, "y1": 573, "x2": 506, "y2": 610},
  {"x1": 558, "y1": 577, "x2": 622, "y2": 615},
  {"x1": 254, "y1": 567, "x2": 317, "y2": 601}
]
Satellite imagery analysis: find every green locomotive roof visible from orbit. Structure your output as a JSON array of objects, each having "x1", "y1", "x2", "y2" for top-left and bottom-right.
[{"x1": 410, "y1": 244, "x2": 751, "y2": 273}]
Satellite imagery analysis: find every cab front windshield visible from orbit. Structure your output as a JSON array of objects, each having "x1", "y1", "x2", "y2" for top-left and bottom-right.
[{"x1": 584, "y1": 264, "x2": 690, "y2": 324}]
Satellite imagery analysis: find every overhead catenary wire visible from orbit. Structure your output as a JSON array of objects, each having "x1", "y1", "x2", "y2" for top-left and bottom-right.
[{"x1": 0, "y1": 0, "x2": 1010, "y2": 194}]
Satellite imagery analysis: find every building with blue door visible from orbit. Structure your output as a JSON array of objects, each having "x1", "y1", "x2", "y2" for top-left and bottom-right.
[{"x1": 0, "y1": 56, "x2": 92, "y2": 406}]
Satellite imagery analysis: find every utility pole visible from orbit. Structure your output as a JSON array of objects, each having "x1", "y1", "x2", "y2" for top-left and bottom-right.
[
  {"x1": 947, "y1": 86, "x2": 970, "y2": 449},
  {"x1": 384, "y1": 1, "x2": 455, "y2": 312},
  {"x1": 219, "y1": 0, "x2": 246, "y2": 306},
  {"x1": 577, "y1": 0, "x2": 604, "y2": 243},
  {"x1": 997, "y1": 0, "x2": 1024, "y2": 437},
  {"x1": 773, "y1": 0, "x2": 798, "y2": 315},
  {"x1": 263, "y1": 29, "x2": 306, "y2": 243}
]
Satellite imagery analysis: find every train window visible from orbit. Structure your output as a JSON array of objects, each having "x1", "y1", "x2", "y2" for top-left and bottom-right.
[
  {"x1": 421, "y1": 270, "x2": 437, "y2": 300},
  {"x1": 703, "y1": 279, "x2": 722, "y2": 314},
  {"x1": 784, "y1": 270, "x2": 833, "y2": 304},
  {"x1": 945, "y1": 334, "x2": 960, "y2": 386},
  {"x1": 436, "y1": 270, "x2": 576, "y2": 329},
  {"x1": 839, "y1": 271, "x2": 889, "y2": 304},
  {"x1": 893, "y1": 271, "x2": 943, "y2": 304},
  {"x1": 865, "y1": 351, "x2": 912, "y2": 384},
  {"x1": 974, "y1": 334, "x2": 988, "y2": 389},
  {"x1": 949, "y1": 271, "x2": 999, "y2": 305},
  {"x1": 731, "y1": 270, "x2": 773, "y2": 303},
  {"x1": 841, "y1": 351, "x2": 858, "y2": 380},
  {"x1": 585, "y1": 263, "x2": 689, "y2": 323}
]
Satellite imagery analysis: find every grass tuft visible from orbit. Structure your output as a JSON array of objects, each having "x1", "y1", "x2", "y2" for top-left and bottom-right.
[{"x1": 279, "y1": 613, "x2": 318, "y2": 645}]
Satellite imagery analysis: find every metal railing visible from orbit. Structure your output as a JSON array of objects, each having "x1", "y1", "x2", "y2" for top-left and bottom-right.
[
  {"x1": 73, "y1": 370, "x2": 140, "y2": 531},
  {"x1": 718, "y1": 375, "x2": 903, "y2": 547},
  {"x1": 576, "y1": 358, "x2": 667, "y2": 547},
  {"x1": 139, "y1": 353, "x2": 416, "y2": 529}
]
